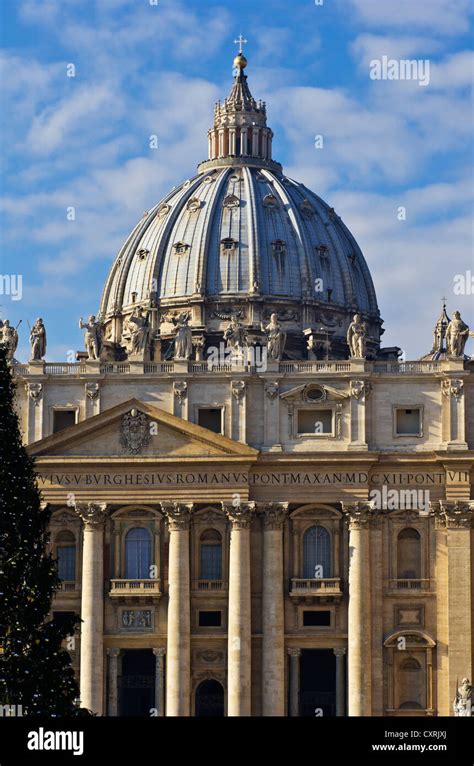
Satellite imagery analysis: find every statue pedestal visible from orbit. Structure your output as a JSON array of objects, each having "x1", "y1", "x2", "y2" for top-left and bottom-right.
[
  {"x1": 263, "y1": 360, "x2": 280, "y2": 373},
  {"x1": 173, "y1": 359, "x2": 190, "y2": 373},
  {"x1": 128, "y1": 358, "x2": 145, "y2": 374},
  {"x1": 349, "y1": 358, "x2": 367, "y2": 372},
  {"x1": 85, "y1": 359, "x2": 101, "y2": 374},
  {"x1": 28, "y1": 360, "x2": 45, "y2": 375}
]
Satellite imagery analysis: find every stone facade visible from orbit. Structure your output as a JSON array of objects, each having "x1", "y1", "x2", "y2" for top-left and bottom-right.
[{"x1": 14, "y1": 355, "x2": 474, "y2": 716}]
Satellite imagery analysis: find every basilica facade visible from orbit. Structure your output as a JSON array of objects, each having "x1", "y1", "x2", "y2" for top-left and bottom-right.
[{"x1": 10, "y1": 51, "x2": 473, "y2": 717}]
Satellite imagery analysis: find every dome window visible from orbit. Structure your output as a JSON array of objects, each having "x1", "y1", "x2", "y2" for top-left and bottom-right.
[
  {"x1": 203, "y1": 175, "x2": 215, "y2": 184},
  {"x1": 137, "y1": 249, "x2": 149, "y2": 260},
  {"x1": 317, "y1": 245, "x2": 329, "y2": 259},
  {"x1": 173, "y1": 242, "x2": 190, "y2": 255},
  {"x1": 186, "y1": 197, "x2": 202, "y2": 213},
  {"x1": 220, "y1": 238, "x2": 238, "y2": 255},
  {"x1": 223, "y1": 194, "x2": 240, "y2": 209},
  {"x1": 300, "y1": 199, "x2": 314, "y2": 216},
  {"x1": 348, "y1": 253, "x2": 356, "y2": 265},
  {"x1": 272, "y1": 240, "x2": 286, "y2": 276},
  {"x1": 263, "y1": 193, "x2": 279, "y2": 208},
  {"x1": 157, "y1": 203, "x2": 170, "y2": 218}
]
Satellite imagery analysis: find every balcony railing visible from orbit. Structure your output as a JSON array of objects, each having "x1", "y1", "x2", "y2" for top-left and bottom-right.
[
  {"x1": 279, "y1": 362, "x2": 351, "y2": 373},
  {"x1": 195, "y1": 580, "x2": 226, "y2": 591},
  {"x1": 57, "y1": 581, "x2": 80, "y2": 592},
  {"x1": 389, "y1": 579, "x2": 430, "y2": 590},
  {"x1": 374, "y1": 362, "x2": 441, "y2": 373},
  {"x1": 109, "y1": 579, "x2": 161, "y2": 597},
  {"x1": 290, "y1": 577, "x2": 342, "y2": 598}
]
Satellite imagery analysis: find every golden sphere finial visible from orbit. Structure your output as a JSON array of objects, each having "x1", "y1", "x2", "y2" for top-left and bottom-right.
[{"x1": 233, "y1": 52, "x2": 247, "y2": 70}]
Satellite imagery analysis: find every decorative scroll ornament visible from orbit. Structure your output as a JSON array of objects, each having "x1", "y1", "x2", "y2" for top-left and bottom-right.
[
  {"x1": 231, "y1": 379, "x2": 247, "y2": 401},
  {"x1": 26, "y1": 382, "x2": 43, "y2": 406},
  {"x1": 74, "y1": 502, "x2": 107, "y2": 526},
  {"x1": 265, "y1": 381, "x2": 279, "y2": 400},
  {"x1": 173, "y1": 380, "x2": 188, "y2": 403},
  {"x1": 350, "y1": 380, "x2": 372, "y2": 400},
  {"x1": 85, "y1": 382, "x2": 100, "y2": 401},
  {"x1": 442, "y1": 378, "x2": 464, "y2": 400},
  {"x1": 120, "y1": 409, "x2": 150, "y2": 454}
]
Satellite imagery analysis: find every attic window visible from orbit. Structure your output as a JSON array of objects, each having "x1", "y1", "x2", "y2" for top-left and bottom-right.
[
  {"x1": 263, "y1": 193, "x2": 278, "y2": 208},
  {"x1": 174, "y1": 242, "x2": 190, "y2": 255},
  {"x1": 221, "y1": 238, "x2": 238, "y2": 254},
  {"x1": 318, "y1": 245, "x2": 329, "y2": 258},
  {"x1": 300, "y1": 199, "x2": 314, "y2": 216},
  {"x1": 157, "y1": 203, "x2": 170, "y2": 218},
  {"x1": 223, "y1": 194, "x2": 240, "y2": 209},
  {"x1": 137, "y1": 248, "x2": 149, "y2": 260},
  {"x1": 186, "y1": 197, "x2": 202, "y2": 212}
]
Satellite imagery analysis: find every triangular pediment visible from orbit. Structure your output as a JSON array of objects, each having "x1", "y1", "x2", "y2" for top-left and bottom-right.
[{"x1": 27, "y1": 399, "x2": 258, "y2": 459}]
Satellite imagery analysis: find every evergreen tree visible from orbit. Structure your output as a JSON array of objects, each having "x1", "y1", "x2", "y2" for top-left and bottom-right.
[{"x1": 0, "y1": 345, "x2": 83, "y2": 716}]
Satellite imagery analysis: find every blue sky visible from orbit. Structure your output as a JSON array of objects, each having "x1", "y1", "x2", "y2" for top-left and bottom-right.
[{"x1": 1, "y1": 0, "x2": 473, "y2": 360}]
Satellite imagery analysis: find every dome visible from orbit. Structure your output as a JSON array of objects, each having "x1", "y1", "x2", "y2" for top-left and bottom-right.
[{"x1": 99, "y1": 52, "x2": 383, "y2": 361}]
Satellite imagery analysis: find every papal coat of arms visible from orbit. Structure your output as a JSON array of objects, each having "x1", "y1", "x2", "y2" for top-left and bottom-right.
[{"x1": 120, "y1": 409, "x2": 150, "y2": 454}]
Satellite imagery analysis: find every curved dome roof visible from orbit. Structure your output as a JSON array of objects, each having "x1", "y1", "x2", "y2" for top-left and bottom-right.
[
  {"x1": 100, "y1": 165, "x2": 378, "y2": 313},
  {"x1": 99, "y1": 52, "x2": 382, "y2": 360}
]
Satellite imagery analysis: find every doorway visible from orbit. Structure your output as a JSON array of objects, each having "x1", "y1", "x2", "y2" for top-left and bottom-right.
[
  {"x1": 195, "y1": 680, "x2": 225, "y2": 717},
  {"x1": 300, "y1": 649, "x2": 336, "y2": 717},
  {"x1": 119, "y1": 649, "x2": 155, "y2": 716}
]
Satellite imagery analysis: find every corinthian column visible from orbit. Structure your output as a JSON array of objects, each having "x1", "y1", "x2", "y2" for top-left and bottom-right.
[
  {"x1": 161, "y1": 502, "x2": 192, "y2": 717},
  {"x1": 259, "y1": 503, "x2": 287, "y2": 716},
  {"x1": 223, "y1": 501, "x2": 254, "y2": 716},
  {"x1": 74, "y1": 502, "x2": 107, "y2": 715},
  {"x1": 342, "y1": 502, "x2": 377, "y2": 716}
]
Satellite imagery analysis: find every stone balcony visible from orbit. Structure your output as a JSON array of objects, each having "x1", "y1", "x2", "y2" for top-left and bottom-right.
[
  {"x1": 193, "y1": 579, "x2": 227, "y2": 593},
  {"x1": 109, "y1": 578, "x2": 162, "y2": 602},
  {"x1": 12, "y1": 358, "x2": 457, "y2": 378},
  {"x1": 388, "y1": 579, "x2": 431, "y2": 593},
  {"x1": 55, "y1": 581, "x2": 81, "y2": 597},
  {"x1": 289, "y1": 577, "x2": 343, "y2": 601}
]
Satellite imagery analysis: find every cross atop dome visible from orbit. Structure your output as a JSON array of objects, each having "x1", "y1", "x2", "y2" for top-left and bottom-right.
[{"x1": 233, "y1": 33, "x2": 247, "y2": 54}]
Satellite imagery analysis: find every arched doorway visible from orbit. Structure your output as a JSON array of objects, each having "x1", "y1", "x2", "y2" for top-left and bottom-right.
[{"x1": 195, "y1": 680, "x2": 225, "y2": 717}]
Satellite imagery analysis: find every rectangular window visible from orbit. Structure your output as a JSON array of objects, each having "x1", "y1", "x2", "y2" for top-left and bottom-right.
[
  {"x1": 57, "y1": 545, "x2": 76, "y2": 581},
  {"x1": 303, "y1": 610, "x2": 331, "y2": 627},
  {"x1": 198, "y1": 611, "x2": 222, "y2": 627},
  {"x1": 297, "y1": 409, "x2": 333, "y2": 435},
  {"x1": 200, "y1": 545, "x2": 222, "y2": 580},
  {"x1": 53, "y1": 410, "x2": 76, "y2": 433},
  {"x1": 198, "y1": 408, "x2": 223, "y2": 434},
  {"x1": 395, "y1": 407, "x2": 422, "y2": 436}
]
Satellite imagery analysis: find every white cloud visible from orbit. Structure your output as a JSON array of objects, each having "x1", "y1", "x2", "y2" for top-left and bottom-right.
[{"x1": 345, "y1": 0, "x2": 473, "y2": 35}]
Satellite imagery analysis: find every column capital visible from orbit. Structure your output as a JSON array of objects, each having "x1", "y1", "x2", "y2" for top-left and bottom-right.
[
  {"x1": 341, "y1": 501, "x2": 378, "y2": 529},
  {"x1": 222, "y1": 501, "x2": 255, "y2": 529},
  {"x1": 74, "y1": 502, "x2": 107, "y2": 526},
  {"x1": 287, "y1": 647, "x2": 302, "y2": 658},
  {"x1": 153, "y1": 647, "x2": 166, "y2": 658},
  {"x1": 161, "y1": 502, "x2": 193, "y2": 530},
  {"x1": 257, "y1": 502, "x2": 288, "y2": 529},
  {"x1": 430, "y1": 500, "x2": 474, "y2": 529},
  {"x1": 106, "y1": 647, "x2": 120, "y2": 658},
  {"x1": 333, "y1": 647, "x2": 347, "y2": 657}
]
